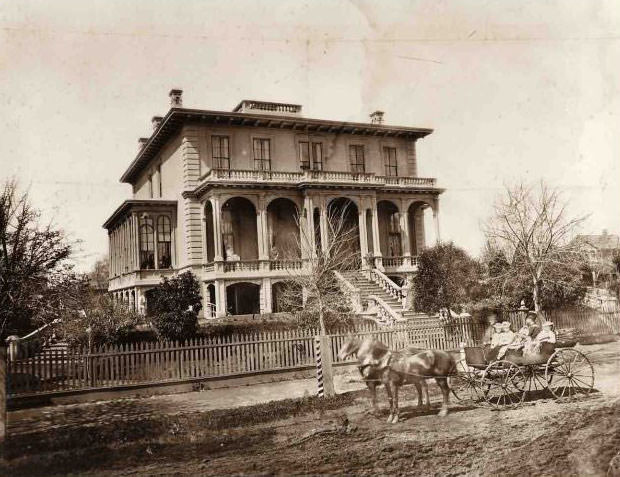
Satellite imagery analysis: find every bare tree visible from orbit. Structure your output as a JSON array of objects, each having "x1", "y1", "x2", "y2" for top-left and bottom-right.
[
  {"x1": 88, "y1": 257, "x2": 109, "y2": 291},
  {"x1": 482, "y1": 181, "x2": 587, "y2": 312},
  {"x1": 276, "y1": 205, "x2": 360, "y2": 334},
  {"x1": 0, "y1": 180, "x2": 72, "y2": 337}
]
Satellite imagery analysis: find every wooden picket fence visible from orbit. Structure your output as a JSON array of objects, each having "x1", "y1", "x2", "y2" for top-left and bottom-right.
[
  {"x1": 7, "y1": 308, "x2": 619, "y2": 398},
  {"x1": 7, "y1": 329, "x2": 318, "y2": 397}
]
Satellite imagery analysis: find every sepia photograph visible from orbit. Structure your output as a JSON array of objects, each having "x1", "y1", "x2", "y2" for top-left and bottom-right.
[{"x1": 1, "y1": 1, "x2": 619, "y2": 475}]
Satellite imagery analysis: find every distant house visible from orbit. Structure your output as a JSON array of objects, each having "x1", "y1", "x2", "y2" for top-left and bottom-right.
[{"x1": 574, "y1": 230, "x2": 620, "y2": 286}]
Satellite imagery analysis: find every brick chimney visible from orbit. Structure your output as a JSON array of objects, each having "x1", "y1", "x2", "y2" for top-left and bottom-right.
[
  {"x1": 151, "y1": 116, "x2": 163, "y2": 130},
  {"x1": 138, "y1": 137, "x2": 149, "y2": 150},
  {"x1": 370, "y1": 111, "x2": 384, "y2": 125},
  {"x1": 169, "y1": 89, "x2": 183, "y2": 107}
]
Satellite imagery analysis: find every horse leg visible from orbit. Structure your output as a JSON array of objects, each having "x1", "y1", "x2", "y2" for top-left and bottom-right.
[
  {"x1": 414, "y1": 380, "x2": 423, "y2": 407},
  {"x1": 423, "y1": 379, "x2": 431, "y2": 410},
  {"x1": 385, "y1": 381, "x2": 394, "y2": 423},
  {"x1": 436, "y1": 377, "x2": 450, "y2": 417},
  {"x1": 367, "y1": 381, "x2": 379, "y2": 415},
  {"x1": 390, "y1": 384, "x2": 400, "y2": 423}
]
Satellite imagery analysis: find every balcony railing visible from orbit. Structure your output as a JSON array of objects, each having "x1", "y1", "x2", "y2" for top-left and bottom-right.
[
  {"x1": 381, "y1": 256, "x2": 420, "y2": 269},
  {"x1": 201, "y1": 168, "x2": 436, "y2": 188},
  {"x1": 269, "y1": 259, "x2": 302, "y2": 271},
  {"x1": 223, "y1": 260, "x2": 261, "y2": 272}
]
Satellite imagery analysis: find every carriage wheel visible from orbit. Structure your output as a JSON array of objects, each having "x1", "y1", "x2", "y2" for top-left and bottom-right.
[
  {"x1": 545, "y1": 349, "x2": 594, "y2": 399},
  {"x1": 517, "y1": 365, "x2": 549, "y2": 395},
  {"x1": 481, "y1": 360, "x2": 527, "y2": 408},
  {"x1": 450, "y1": 361, "x2": 483, "y2": 402}
]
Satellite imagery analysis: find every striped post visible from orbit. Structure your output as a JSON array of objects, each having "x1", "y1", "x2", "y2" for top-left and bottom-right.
[
  {"x1": 0, "y1": 346, "x2": 6, "y2": 460},
  {"x1": 315, "y1": 335, "x2": 335, "y2": 397}
]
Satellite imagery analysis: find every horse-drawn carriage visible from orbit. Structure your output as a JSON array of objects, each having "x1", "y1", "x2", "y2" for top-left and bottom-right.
[{"x1": 451, "y1": 342, "x2": 595, "y2": 407}]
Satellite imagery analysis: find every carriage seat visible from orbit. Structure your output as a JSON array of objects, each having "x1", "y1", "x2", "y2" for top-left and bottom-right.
[{"x1": 464, "y1": 343, "x2": 556, "y2": 368}]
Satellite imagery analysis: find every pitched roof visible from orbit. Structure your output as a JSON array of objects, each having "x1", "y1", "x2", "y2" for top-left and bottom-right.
[{"x1": 574, "y1": 233, "x2": 620, "y2": 250}]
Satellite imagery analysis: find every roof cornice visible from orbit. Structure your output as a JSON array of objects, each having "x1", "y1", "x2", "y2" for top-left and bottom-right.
[
  {"x1": 102, "y1": 199, "x2": 177, "y2": 229},
  {"x1": 120, "y1": 107, "x2": 434, "y2": 184}
]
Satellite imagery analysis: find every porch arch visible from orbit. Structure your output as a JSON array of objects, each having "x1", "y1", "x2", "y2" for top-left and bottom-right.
[
  {"x1": 221, "y1": 197, "x2": 259, "y2": 260},
  {"x1": 226, "y1": 282, "x2": 260, "y2": 315},
  {"x1": 377, "y1": 200, "x2": 402, "y2": 257},
  {"x1": 267, "y1": 198, "x2": 300, "y2": 259}
]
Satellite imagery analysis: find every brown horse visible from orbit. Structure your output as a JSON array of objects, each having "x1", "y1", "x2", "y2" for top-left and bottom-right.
[
  {"x1": 338, "y1": 336, "x2": 457, "y2": 423},
  {"x1": 337, "y1": 336, "x2": 430, "y2": 416},
  {"x1": 380, "y1": 348, "x2": 457, "y2": 423}
]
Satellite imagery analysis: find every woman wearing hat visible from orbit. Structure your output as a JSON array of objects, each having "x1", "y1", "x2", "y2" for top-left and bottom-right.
[{"x1": 524, "y1": 321, "x2": 556, "y2": 356}]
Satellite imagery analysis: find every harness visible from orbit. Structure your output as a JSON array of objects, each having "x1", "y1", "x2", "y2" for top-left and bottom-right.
[{"x1": 355, "y1": 349, "x2": 458, "y2": 382}]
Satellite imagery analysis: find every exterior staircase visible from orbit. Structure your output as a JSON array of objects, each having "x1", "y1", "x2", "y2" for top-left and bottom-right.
[
  {"x1": 341, "y1": 270, "x2": 403, "y2": 313},
  {"x1": 339, "y1": 269, "x2": 444, "y2": 326}
]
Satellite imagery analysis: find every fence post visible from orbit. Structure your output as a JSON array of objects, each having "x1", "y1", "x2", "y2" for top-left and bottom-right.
[
  {"x1": 314, "y1": 335, "x2": 335, "y2": 397},
  {"x1": 0, "y1": 345, "x2": 7, "y2": 460}
]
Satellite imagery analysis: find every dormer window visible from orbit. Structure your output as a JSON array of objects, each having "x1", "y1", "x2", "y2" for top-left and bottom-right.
[{"x1": 299, "y1": 141, "x2": 323, "y2": 171}]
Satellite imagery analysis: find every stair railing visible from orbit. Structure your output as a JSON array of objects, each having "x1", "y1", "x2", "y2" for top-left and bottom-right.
[
  {"x1": 368, "y1": 268, "x2": 407, "y2": 308},
  {"x1": 368, "y1": 294, "x2": 401, "y2": 325},
  {"x1": 334, "y1": 271, "x2": 362, "y2": 313}
]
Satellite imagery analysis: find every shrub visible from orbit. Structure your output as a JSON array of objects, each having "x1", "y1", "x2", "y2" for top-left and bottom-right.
[{"x1": 149, "y1": 272, "x2": 202, "y2": 341}]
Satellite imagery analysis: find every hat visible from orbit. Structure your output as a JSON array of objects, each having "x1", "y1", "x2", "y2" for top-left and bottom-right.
[
  {"x1": 501, "y1": 321, "x2": 512, "y2": 330},
  {"x1": 542, "y1": 321, "x2": 553, "y2": 327},
  {"x1": 493, "y1": 322, "x2": 503, "y2": 330}
]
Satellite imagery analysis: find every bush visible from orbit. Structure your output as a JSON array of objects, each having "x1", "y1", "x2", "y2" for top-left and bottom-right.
[
  {"x1": 58, "y1": 293, "x2": 142, "y2": 347},
  {"x1": 149, "y1": 272, "x2": 202, "y2": 341}
]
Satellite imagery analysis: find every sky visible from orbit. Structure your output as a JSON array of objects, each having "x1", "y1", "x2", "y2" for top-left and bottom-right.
[{"x1": 1, "y1": 0, "x2": 619, "y2": 272}]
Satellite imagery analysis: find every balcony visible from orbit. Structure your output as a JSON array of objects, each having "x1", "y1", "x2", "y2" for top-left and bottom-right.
[
  {"x1": 380, "y1": 255, "x2": 419, "y2": 272},
  {"x1": 203, "y1": 259, "x2": 304, "y2": 274},
  {"x1": 198, "y1": 168, "x2": 437, "y2": 191}
]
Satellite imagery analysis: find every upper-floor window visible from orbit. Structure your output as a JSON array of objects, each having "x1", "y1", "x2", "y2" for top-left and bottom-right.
[
  {"x1": 148, "y1": 174, "x2": 153, "y2": 198},
  {"x1": 383, "y1": 147, "x2": 398, "y2": 177},
  {"x1": 139, "y1": 216, "x2": 155, "y2": 269},
  {"x1": 349, "y1": 145, "x2": 365, "y2": 173},
  {"x1": 299, "y1": 141, "x2": 323, "y2": 171},
  {"x1": 212, "y1": 135, "x2": 230, "y2": 170},
  {"x1": 157, "y1": 216, "x2": 172, "y2": 268},
  {"x1": 139, "y1": 214, "x2": 173, "y2": 270},
  {"x1": 156, "y1": 164, "x2": 162, "y2": 197},
  {"x1": 253, "y1": 138, "x2": 271, "y2": 171}
]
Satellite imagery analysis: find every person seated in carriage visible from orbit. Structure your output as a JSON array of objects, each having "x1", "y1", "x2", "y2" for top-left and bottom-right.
[
  {"x1": 482, "y1": 313, "x2": 498, "y2": 346},
  {"x1": 523, "y1": 321, "x2": 556, "y2": 356}
]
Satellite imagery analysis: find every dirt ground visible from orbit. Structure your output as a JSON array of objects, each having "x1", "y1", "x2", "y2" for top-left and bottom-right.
[{"x1": 4, "y1": 341, "x2": 620, "y2": 476}]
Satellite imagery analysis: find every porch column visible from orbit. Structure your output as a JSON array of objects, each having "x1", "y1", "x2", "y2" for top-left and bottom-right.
[
  {"x1": 400, "y1": 200, "x2": 411, "y2": 259},
  {"x1": 261, "y1": 278, "x2": 273, "y2": 314},
  {"x1": 212, "y1": 196, "x2": 223, "y2": 261},
  {"x1": 358, "y1": 206, "x2": 369, "y2": 262},
  {"x1": 257, "y1": 195, "x2": 269, "y2": 261},
  {"x1": 215, "y1": 279, "x2": 227, "y2": 317},
  {"x1": 302, "y1": 196, "x2": 316, "y2": 259},
  {"x1": 433, "y1": 199, "x2": 441, "y2": 245},
  {"x1": 370, "y1": 199, "x2": 382, "y2": 269},
  {"x1": 319, "y1": 203, "x2": 329, "y2": 252}
]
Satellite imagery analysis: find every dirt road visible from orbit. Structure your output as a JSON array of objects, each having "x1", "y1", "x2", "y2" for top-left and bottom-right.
[{"x1": 4, "y1": 341, "x2": 620, "y2": 476}]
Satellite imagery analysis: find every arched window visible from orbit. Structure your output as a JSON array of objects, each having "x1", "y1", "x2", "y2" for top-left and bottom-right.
[
  {"x1": 157, "y1": 216, "x2": 172, "y2": 268},
  {"x1": 139, "y1": 216, "x2": 155, "y2": 269}
]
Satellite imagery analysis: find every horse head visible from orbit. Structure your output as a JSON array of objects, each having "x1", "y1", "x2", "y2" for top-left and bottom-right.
[{"x1": 337, "y1": 334, "x2": 361, "y2": 360}]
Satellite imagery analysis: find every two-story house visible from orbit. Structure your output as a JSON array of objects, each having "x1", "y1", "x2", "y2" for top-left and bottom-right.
[{"x1": 103, "y1": 90, "x2": 444, "y2": 319}]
